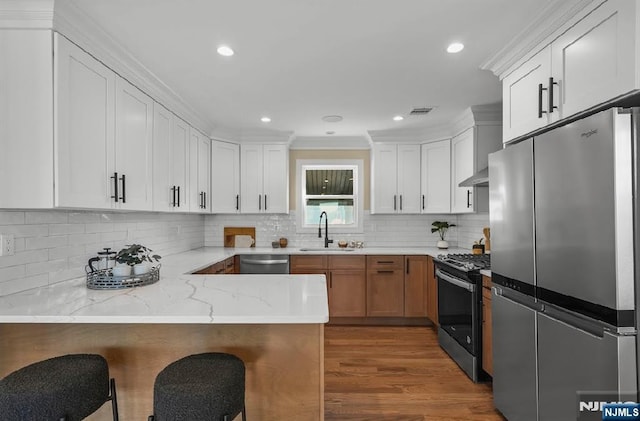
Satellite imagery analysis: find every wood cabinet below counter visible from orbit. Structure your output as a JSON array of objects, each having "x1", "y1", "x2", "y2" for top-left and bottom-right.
[{"x1": 482, "y1": 274, "x2": 493, "y2": 376}]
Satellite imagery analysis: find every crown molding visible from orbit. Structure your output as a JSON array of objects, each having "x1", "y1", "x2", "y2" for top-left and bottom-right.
[
  {"x1": 52, "y1": 1, "x2": 214, "y2": 135},
  {"x1": 0, "y1": 0, "x2": 54, "y2": 28},
  {"x1": 289, "y1": 136, "x2": 371, "y2": 150},
  {"x1": 451, "y1": 103, "x2": 502, "y2": 137},
  {"x1": 480, "y1": 0, "x2": 597, "y2": 78}
]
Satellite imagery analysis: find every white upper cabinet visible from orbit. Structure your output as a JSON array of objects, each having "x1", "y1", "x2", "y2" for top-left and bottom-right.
[
  {"x1": 371, "y1": 144, "x2": 421, "y2": 214},
  {"x1": 421, "y1": 139, "x2": 451, "y2": 214},
  {"x1": 551, "y1": 0, "x2": 636, "y2": 119},
  {"x1": 55, "y1": 32, "x2": 116, "y2": 209},
  {"x1": 188, "y1": 128, "x2": 211, "y2": 213},
  {"x1": 240, "y1": 144, "x2": 288, "y2": 214},
  {"x1": 56, "y1": 34, "x2": 153, "y2": 211},
  {"x1": 451, "y1": 124, "x2": 502, "y2": 214},
  {"x1": 152, "y1": 103, "x2": 189, "y2": 212},
  {"x1": 502, "y1": 46, "x2": 552, "y2": 142},
  {"x1": 501, "y1": 0, "x2": 638, "y2": 142},
  {"x1": 211, "y1": 140, "x2": 240, "y2": 213},
  {"x1": 113, "y1": 77, "x2": 154, "y2": 210}
]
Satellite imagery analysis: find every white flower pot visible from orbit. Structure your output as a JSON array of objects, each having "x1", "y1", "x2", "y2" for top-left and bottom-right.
[
  {"x1": 437, "y1": 240, "x2": 449, "y2": 249},
  {"x1": 112, "y1": 265, "x2": 131, "y2": 277},
  {"x1": 133, "y1": 263, "x2": 149, "y2": 275}
]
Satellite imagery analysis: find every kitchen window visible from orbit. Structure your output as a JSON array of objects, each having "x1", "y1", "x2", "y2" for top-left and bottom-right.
[{"x1": 296, "y1": 159, "x2": 364, "y2": 233}]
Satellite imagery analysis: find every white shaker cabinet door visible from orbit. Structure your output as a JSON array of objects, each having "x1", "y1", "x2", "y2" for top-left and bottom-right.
[
  {"x1": 262, "y1": 144, "x2": 288, "y2": 214},
  {"x1": 397, "y1": 144, "x2": 421, "y2": 214},
  {"x1": 371, "y1": 144, "x2": 398, "y2": 214},
  {"x1": 552, "y1": 0, "x2": 636, "y2": 120},
  {"x1": 211, "y1": 140, "x2": 240, "y2": 213},
  {"x1": 114, "y1": 77, "x2": 154, "y2": 211},
  {"x1": 421, "y1": 139, "x2": 451, "y2": 214},
  {"x1": 451, "y1": 128, "x2": 475, "y2": 214},
  {"x1": 188, "y1": 129, "x2": 211, "y2": 213},
  {"x1": 152, "y1": 102, "x2": 174, "y2": 212},
  {"x1": 240, "y1": 144, "x2": 264, "y2": 213},
  {"x1": 502, "y1": 46, "x2": 551, "y2": 142},
  {"x1": 171, "y1": 117, "x2": 189, "y2": 210},
  {"x1": 54, "y1": 33, "x2": 116, "y2": 209}
]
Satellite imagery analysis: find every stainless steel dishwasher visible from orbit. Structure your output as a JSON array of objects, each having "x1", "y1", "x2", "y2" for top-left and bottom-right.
[{"x1": 239, "y1": 254, "x2": 290, "y2": 274}]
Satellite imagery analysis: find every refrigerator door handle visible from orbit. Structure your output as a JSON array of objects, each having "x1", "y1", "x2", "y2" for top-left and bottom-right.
[
  {"x1": 493, "y1": 286, "x2": 540, "y2": 312},
  {"x1": 541, "y1": 304, "x2": 606, "y2": 339}
]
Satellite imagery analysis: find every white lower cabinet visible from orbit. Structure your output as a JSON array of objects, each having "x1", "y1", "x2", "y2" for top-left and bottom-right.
[
  {"x1": 211, "y1": 140, "x2": 240, "y2": 213},
  {"x1": 240, "y1": 144, "x2": 288, "y2": 214},
  {"x1": 420, "y1": 139, "x2": 451, "y2": 213}
]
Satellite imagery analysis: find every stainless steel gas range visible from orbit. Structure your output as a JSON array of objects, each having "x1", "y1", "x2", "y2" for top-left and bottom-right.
[{"x1": 434, "y1": 253, "x2": 490, "y2": 383}]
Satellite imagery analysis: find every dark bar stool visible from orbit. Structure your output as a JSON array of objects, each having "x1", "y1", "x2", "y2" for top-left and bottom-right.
[
  {"x1": 0, "y1": 353, "x2": 119, "y2": 421},
  {"x1": 149, "y1": 352, "x2": 246, "y2": 421}
]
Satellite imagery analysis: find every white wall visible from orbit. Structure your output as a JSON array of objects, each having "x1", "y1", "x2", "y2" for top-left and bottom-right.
[
  {"x1": 204, "y1": 211, "x2": 490, "y2": 250},
  {"x1": 0, "y1": 208, "x2": 489, "y2": 296},
  {"x1": 0, "y1": 210, "x2": 204, "y2": 295}
]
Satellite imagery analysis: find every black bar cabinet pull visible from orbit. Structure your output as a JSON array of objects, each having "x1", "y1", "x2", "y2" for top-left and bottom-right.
[
  {"x1": 422, "y1": 194, "x2": 425, "y2": 210},
  {"x1": 176, "y1": 186, "x2": 180, "y2": 207},
  {"x1": 203, "y1": 192, "x2": 206, "y2": 209},
  {"x1": 111, "y1": 172, "x2": 119, "y2": 203},
  {"x1": 406, "y1": 258, "x2": 410, "y2": 274},
  {"x1": 120, "y1": 174, "x2": 126, "y2": 203},
  {"x1": 548, "y1": 77, "x2": 558, "y2": 113},
  {"x1": 399, "y1": 195, "x2": 403, "y2": 211},
  {"x1": 329, "y1": 272, "x2": 333, "y2": 288},
  {"x1": 466, "y1": 189, "x2": 472, "y2": 208},
  {"x1": 264, "y1": 195, "x2": 267, "y2": 211},
  {"x1": 258, "y1": 194, "x2": 262, "y2": 210},
  {"x1": 393, "y1": 195, "x2": 397, "y2": 211},
  {"x1": 171, "y1": 186, "x2": 176, "y2": 207},
  {"x1": 377, "y1": 270, "x2": 395, "y2": 274},
  {"x1": 236, "y1": 194, "x2": 239, "y2": 211},
  {"x1": 199, "y1": 192, "x2": 204, "y2": 208},
  {"x1": 538, "y1": 83, "x2": 547, "y2": 118}
]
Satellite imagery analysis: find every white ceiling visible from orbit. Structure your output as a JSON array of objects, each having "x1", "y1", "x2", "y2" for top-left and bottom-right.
[{"x1": 61, "y1": 0, "x2": 547, "y2": 142}]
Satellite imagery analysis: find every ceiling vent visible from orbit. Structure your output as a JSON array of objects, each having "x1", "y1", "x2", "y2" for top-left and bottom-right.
[{"x1": 409, "y1": 107, "x2": 434, "y2": 116}]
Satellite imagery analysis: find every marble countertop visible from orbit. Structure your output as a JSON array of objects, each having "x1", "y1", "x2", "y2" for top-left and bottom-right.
[{"x1": 0, "y1": 246, "x2": 469, "y2": 325}]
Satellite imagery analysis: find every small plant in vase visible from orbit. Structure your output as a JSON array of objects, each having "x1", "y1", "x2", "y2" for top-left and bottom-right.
[
  {"x1": 431, "y1": 221, "x2": 456, "y2": 249},
  {"x1": 114, "y1": 244, "x2": 161, "y2": 276}
]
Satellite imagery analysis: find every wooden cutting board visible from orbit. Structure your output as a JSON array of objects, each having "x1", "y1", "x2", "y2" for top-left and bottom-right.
[
  {"x1": 224, "y1": 227, "x2": 256, "y2": 247},
  {"x1": 483, "y1": 227, "x2": 490, "y2": 252}
]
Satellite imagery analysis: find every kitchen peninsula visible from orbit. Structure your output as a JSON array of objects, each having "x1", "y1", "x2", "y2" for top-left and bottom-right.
[{"x1": 0, "y1": 249, "x2": 329, "y2": 420}]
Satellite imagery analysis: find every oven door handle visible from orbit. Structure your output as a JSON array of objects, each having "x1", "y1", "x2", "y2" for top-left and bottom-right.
[{"x1": 436, "y1": 269, "x2": 475, "y2": 292}]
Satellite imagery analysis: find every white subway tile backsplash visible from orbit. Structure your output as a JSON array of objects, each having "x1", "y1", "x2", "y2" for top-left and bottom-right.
[
  {"x1": 0, "y1": 210, "x2": 204, "y2": 294},
  {"x1": 0, "y1": 211, "x2": 25, "y2": 225}
]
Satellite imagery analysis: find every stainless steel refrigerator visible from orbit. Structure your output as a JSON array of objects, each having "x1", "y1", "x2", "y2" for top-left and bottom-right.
[{"x1": 489, "y1": 108, "x2": 638, "y2": 421}]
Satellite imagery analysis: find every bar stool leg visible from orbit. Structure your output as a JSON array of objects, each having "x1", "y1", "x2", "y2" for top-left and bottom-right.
[{"x1": 109, "y1": 378, "x2": 119, "y2": 421}]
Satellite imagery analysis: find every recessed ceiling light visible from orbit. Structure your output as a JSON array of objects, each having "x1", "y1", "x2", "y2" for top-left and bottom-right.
[
  {"x1": 326, "y1": 131, "x2": 335, "y2": 135},
  {"x1": 217, "y1": 45, "x2": 234, "y2": 57},
  {"x1": 447, "y1": 42, "x2": 464, "y2": 53},
  {"x1": 260, "y1": 116, "x2": 271, "y2": 123},
  {"x1": 393, "y1": 115, "x2": 404, "y2": 121},
  {"x1": 321, "y1": 115, "x2": 343, "y2": 123}
]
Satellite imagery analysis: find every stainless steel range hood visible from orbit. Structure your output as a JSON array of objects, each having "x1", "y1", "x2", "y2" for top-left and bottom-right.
[{"x1": 458, "y1": 167, "x2": 489, "y2": 187}]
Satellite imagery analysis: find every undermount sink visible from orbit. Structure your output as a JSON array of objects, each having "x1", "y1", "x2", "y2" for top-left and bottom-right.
[{"x1": 299, "y1": 248, "x2": 355, "y2": 252}]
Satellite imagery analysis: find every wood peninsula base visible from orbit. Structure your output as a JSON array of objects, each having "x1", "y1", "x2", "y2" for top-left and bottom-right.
[{"x1": 0, "y1": 323, "x2": 324, "y2": 420}]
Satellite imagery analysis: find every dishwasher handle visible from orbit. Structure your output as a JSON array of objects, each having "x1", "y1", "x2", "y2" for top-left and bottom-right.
[{"x1": 241, "y1": 259, "x2": 289, "y2": 265}]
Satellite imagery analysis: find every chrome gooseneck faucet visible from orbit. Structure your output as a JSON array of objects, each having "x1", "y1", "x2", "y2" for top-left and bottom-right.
[{"x1": 318, "y1": 211, "x2": 333, "y2": 248}]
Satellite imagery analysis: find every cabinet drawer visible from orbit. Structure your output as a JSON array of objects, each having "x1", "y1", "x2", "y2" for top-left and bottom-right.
[
  {"x1": 290, "y1": 255, "x2": 327, "y2": 271},
  {"x1": 328, "y1": 255, "x2": 365, "y2": 270},
  {"x1": 367, "y1": 255, "x2": 404, "y2": 270}
]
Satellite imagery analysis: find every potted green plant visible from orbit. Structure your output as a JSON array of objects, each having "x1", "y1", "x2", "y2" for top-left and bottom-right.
[
  {"x1": 431, "y1": 221, "x2": 456, "y2": 249},
  {"x1": 114, "y1": 244, "x2": 161, "y2": 276}
]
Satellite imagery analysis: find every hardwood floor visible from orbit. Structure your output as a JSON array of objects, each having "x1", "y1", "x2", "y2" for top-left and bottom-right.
[{"x1": 324, "y1": 325, "x2": 505, "y2": 421}]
